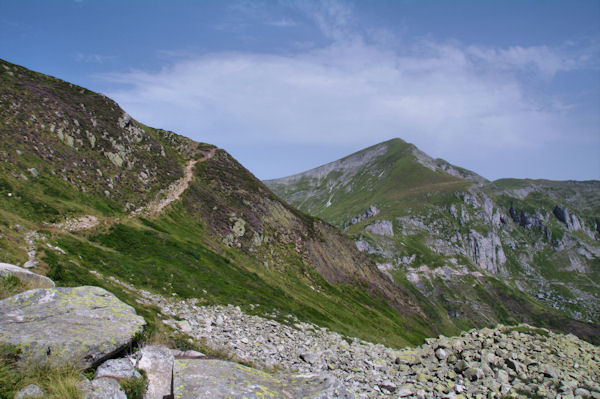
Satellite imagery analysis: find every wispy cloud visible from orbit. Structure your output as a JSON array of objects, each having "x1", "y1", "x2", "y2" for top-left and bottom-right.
[
  {"x1": 75, "y1": 52, "x2": 114, "y2": 64},
  {"x1": 103, "y1": 1, "x2": 599, "y2": 180},
  {"x1": 267, "y1": 18, "x2": 298, "y2": 27}
]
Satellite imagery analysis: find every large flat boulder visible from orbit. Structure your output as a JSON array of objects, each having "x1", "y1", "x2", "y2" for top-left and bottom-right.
[
  {"x1": 0, "y1": 262, "x2": 55, "y2": 288},
  {"x1": 173, "y1": 358, "x2": 353, "y2": 398},
  {"x1": 0, "y1": 286, "x2": 145, "y2": 368}
]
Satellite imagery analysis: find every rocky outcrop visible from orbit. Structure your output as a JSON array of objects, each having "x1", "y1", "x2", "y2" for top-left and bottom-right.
[
  {"x1": 365, "y1": 220, "x2": 394, "y2": 237},
  {"x1": 466, "y1": 230, "x2": 506, "y2": 274},
  {"x1": 135, "y1": 284, "x2": 600, "y2": 398},
  {"x1": 174, "y1": 358, "x2": 353, "y2": 399},
  {"x1": 347, "y1": 205, "x2": 379, "y2": 227},
  {"x1": 0, "y1": 286, "x2": 145, "y2": 368},
  {"x1": 554, "y1": 205, "x2": 583, "y2": 231},
  {"x1": 0, "y1": 262, "x2": 55, "y2": 288}
]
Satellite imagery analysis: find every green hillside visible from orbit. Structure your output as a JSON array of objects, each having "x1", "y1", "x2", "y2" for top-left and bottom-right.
[
  {"x1": 0, "y1": 58, "x2": 446, "y2": 348},
  {"x1": 266, "y1": 138, "x2": 600, "y2": 344}
]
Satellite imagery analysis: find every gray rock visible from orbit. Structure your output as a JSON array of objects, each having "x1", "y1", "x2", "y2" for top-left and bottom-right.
[
  {"x1": 496, "y1": 369, "x2": 510, "y2": 384},
  {"x1": 435, "y1": 348, "x2": 448, "y2": 360},
  {"x1": 543, "y1": 365, "x2": 560, "y2": 379},
  {"x1": 464, "y1": 367, "x2": 484, "y2": 381},
  {"x1": 575, "y1": 388, "x2": 591, "y2": 398},
  {"x1": 134, "y1": 345, "x2": 173, "y2": 399},
  {"x1": 174, "y1": 359, "x2": 354, "y2": 399},
  {"x1": 0, "y1": 263, "x2": 55, "y2": 288},
  {"x1": 0, "y1": 286, "x2": 145, "y2": 368},
  {"x1": 396, "y1": 387, "x2": 414, "y2": 397},
  {"x1": 454, "y1": 359, "x2": 469, "y2": 372},
  {"x1": 83, "y1": 377, "x2": 127, "y2": 399},
  {"x1": 171, "y1": 349, "x2": 206, "y2": 359},
  {"x1": 365, "y1": 220, "x2": 394, "y2": 237},
  {"x1": 506, "y1": 358, "x2": 527, "y2": 375},
  {"x1": 14, "y1": 384, "x2": 44, "y2": 399},
  {"x1": 95, "y1": 358, "x2": 141, "y2": 381}
]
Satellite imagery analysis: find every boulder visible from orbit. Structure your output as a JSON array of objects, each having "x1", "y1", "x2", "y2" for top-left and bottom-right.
[
  {"x1": 0, "y1": 286, "x2": 145, "y2": 368},
  {"x1": 95, "y1": 358, "x2": 141, "y2": 381},
  {"x1": 173, "y1": 358, "x2": 353, "y2": 399},
  {"x1": 0, "y1": 262, "x2": 55, "y2": 288},
  {"x1": 133, "y1": 345, "x2": 173, "y2": 399},
  {"x1": 82, "y1": 377, "x2": 127, "y2": 399}
]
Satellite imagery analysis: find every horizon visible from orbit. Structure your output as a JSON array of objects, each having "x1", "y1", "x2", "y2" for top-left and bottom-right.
[{"x1": 1, "y1": 0, "x2": 599, "y2": 181}]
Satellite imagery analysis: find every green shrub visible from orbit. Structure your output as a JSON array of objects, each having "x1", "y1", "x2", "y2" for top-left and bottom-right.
[{"x1": 120, "y1": 371, "x2": 147, "y2": 399}]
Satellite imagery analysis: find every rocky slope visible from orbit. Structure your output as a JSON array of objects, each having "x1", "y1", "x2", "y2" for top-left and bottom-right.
[
  {"x1": 71, "y1": 271, "x2": 600, "y2": 398},
  {"x1": 0, "y1": 58, "x2": 441, "y2": 348},
  {"x1": 266, "y1": 138, "x2": 600, "y2": 342}
]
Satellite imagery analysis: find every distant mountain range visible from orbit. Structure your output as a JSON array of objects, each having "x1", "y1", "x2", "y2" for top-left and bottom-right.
[{"x1": 266, "y1": 138, "x2": 600, "y2": 341}]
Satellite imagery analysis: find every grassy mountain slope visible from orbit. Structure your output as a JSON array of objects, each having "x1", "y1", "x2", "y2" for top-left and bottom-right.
[
  {"x1": 0, "y1": 59, "x2": 447, "y2": 348},
  {"x1": 266, "y1": 139, "x2": 600, "y2": 344},
  {"x1": 267, "y1": 139, "x2": 473, "y2": 228}
]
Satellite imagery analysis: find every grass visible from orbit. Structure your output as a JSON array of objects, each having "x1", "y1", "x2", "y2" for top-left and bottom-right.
[
  {"x1": 0, "y1": 274, "x2": 32, "y2": 300},
  {"x1": 119, "y1": 372, "x2": 147, "y2": 399},
  {"x1": 39, "y1": 206, "x2": 435, "y2": 347},
  {"x1": 0, "y1": 344, "x2": 84, "y2": 399}
]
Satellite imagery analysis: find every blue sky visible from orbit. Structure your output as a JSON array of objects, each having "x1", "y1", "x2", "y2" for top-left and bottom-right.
[{"x1": 1, "y1": 0, "x2": 599, "y2": 180}]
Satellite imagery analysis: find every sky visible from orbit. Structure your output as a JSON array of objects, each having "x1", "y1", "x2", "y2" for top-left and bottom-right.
[{"x1": 1, "y1": 0, "x2": 599, "y2": 181}]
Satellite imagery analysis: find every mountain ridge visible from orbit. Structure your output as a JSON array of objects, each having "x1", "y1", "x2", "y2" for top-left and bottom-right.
[
  {"x1": 1, "y1": 58, "x2": 448, "y2": 348},
  {"x1": 266, "y1": 137, "x2": 600, "y2": 343}
]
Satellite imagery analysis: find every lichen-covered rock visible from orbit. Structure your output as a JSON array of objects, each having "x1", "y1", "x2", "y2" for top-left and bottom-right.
[
  {"x1": 173, "y1": 358, "x2": 353, "y2": 399},
  {"x1": 0, "y1": 262, "x2": 55, "y2": 288},
  {"x1": 133, "y1": 345, "x2": 173, "y2": 399},
  {"x1": 82, "y1": 377, "x2": 127, "y2": 399},
  {"x1": 95, "y1": 358, "x2": 141, "y2": 381},
  {"x1": 0, "y1": 286, "x2": 145, "y2": 368}
]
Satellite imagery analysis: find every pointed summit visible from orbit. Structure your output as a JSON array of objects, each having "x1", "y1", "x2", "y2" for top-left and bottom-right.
[{"x1": 265, "y1": 138, "x2": 485, "y2": 227}]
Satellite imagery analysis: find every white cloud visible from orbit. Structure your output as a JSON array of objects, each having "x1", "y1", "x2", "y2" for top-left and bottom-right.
[
  {"x1": 102, "y1": 2, "x2": 599, "y2": 180},
  {"x1": 75, "y1": 52, "x2": 114, "y2": 64}
]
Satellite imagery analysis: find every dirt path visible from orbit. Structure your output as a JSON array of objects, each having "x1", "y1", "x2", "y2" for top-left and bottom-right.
[
  {"x1": 130, "y1": 147, "x2": 217, "y2": 218},
  {"x1": 53, "y1": 147, "x2": 218, "y2": 232}
]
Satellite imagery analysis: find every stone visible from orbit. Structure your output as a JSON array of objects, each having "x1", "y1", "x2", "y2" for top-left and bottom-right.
[
  {"x1": 0, "y1": 286, "x2": 145, "y2": 368},
  {"x1": 134, "y1": 345, "x2": 174, "y2": 399},
  {"x1": 464, "y1": 367, "x2": 484, "y2": 381},
  {"x1": 176, "y1": 319, "x2": 192, "y2": 333},
  {"x1": 171, "y1": 349, "x2": 206, "y2": 359},
  {"x1": 0, "y1": 262, "x2": 55, "y2": 288},
  {"x1": 454, "y1": 359, "x2": 470, "y2": 372},
  {"x1": 83, "y1": 377, "x2": 127, "y2": 399},
  {"x1": 300, "y1": 352, "x2": 320, "y2": 365},
  {"x1": 575, "y1": 388, "x2": 591, "y2": 398},
  {"x1": 436, "y1": 348, "x2": 448, "y2": 360},
  {"x1": 506, "y1": 358, "x2": 527, "y2": 375},
  {"x1": 14, "y1": 384, "x2": 44, "y2": 399},
  {"x1": 544, "y1": 365, "x2": 560, "y2": 379},
  {"x1": 365, "y1": 220, "x2": 394, "y2": 237},
  {"x1": 497, "y1": 369, "x2": 510, "y2": 384},
  {"x1": 95, "y1": 358, "x2": 141, "y2": 381},
  {"x1": 395, "y1": 387, "x2": 414, "y2": 397},
  {"x1": 173, "y1": 358, "x2": 354, "y2": 398}
]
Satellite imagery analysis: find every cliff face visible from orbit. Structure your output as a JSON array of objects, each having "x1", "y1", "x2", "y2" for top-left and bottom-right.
[{"x1": 266, "y1": 139, "x2": 600, "y2": 342}]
